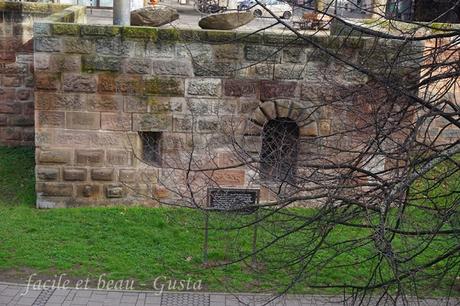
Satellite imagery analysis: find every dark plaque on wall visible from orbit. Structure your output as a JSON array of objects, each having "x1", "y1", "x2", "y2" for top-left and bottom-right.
[{"x1": 208, "y1": 188, "x2": 259, "y2": 213}]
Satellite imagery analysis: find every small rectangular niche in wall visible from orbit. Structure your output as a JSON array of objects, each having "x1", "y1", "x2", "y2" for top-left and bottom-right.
[{"x1": 139, "y1": 132, "x2": 162, "y2": 166}]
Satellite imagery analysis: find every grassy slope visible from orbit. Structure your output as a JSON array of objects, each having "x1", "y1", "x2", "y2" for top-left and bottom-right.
[{"x1": 0, "y1": 147, "x2": 458, "y2": 296}]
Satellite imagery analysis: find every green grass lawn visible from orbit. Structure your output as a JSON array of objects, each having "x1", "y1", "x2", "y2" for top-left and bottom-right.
[{"x1": 0, "y1": 146, "x2": 458, "y2": 296}]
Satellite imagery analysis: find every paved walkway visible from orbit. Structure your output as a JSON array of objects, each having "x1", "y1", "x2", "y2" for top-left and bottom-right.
[{"x1": 0, "y1": 282, "x2": 459, "y2": 306}]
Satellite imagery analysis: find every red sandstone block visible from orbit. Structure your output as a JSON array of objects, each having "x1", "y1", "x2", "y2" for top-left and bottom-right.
[
  {"x1": 97, "y1": 73, "x2": 143, "y2": 95},
  {"x1": 260, "y1": 80, "x2": 298, "y2": 101},
  {"x1": 0, "y1": 52, "x2": 16, "y2": 62},
  {"x1": 0, "y1": 88, "x2": 16, "y2": 103},
  {"x1": 8, "y1": 115, "x2": 34, "y2": 127},
  {"x1": 211, "y1": 169, "x2": 245, "y2": 186},
  {"x1": 0, "y1": 102, "x2": 21, "y2": 114},
  {"x1": 101, "y1": 112, "x2": 132, "y2": 131},
  {"x1": 223, "y1": 79, "x2": 258, "y2": 97},
  {"x1": 86, "y1": 94, "x2": 123, "y2": 112},
  {"x1": 63, "y1": 74, "x2": 97, "y2": 93},
  {"x1": 35, "y1": 72, "x2": 60, "y2": 90},
  {"x1": 23, "y1": 127, "x2": 34, "y2": 142},
  {"x1": 0, "y1": 114, "x2": 6, "y2": 126},
  {"x1": 35, "y1": 92, "x2": 84, "y2": 111},
  {"x1": 23, "y1": 102, "x2": 34, "y2": 117},
  {"x1": 0, "y1": 127, "x2": 21, "y2": 140},
  {"x1": 37, "y1": 111, "x2": 65, "y2": 128},
  {"x1": 2, "y1": 75, "x2": 22, "y2": 87}
]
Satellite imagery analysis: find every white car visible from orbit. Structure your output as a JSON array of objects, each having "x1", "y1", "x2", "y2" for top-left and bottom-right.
[{"x1": 237, "y1": 0, "x2": 293, "y2": 19}]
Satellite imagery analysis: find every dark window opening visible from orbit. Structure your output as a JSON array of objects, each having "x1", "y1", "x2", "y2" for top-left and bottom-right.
[
  {"x1": 260, "y1": 118, "x2": 299, "y2": 182},
  {"x1": 386, "y1": 0, "x2": 460, "y2": 23},
  {"x1": 139, "y1": 132, "x2": 162, "y2": 166}
]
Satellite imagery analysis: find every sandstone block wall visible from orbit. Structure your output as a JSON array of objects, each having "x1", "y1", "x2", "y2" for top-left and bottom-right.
[
  {"x1": 0, "y1": 2, "x2": 85, "y2": 146},
  {"x1": 33, "y1": 22, "x2": 418, "y2": 208}
]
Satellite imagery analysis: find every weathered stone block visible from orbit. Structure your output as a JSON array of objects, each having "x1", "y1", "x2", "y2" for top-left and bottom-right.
[
  {"x1": 34, "y1": 53, "x2": 50, "y2": 70},
  {"x1": 119, "y1": 169, "x2": 136, "y2": 183},
  {"x1": 132, "y1": 113, "x2": 172, "y2": 131},
  {"x1": 299, "y1": 121, "x2": 318, "y2": 137},
  {"x1": 16, "y1": 88, "x2": 32, "y2": 101},
  {"x1": 75, "y1": 149, "x2": 104, "y2": 165},
  {"x1": 223, "y1": 79, "x2": 258, "y2": 97},
  {"x1": 244, "y1": 44, "x2": 281, "y2": 63},
  {"x1": 8, "y1": 115, "x2": 34, "y2": 127},
  {"x1": 282, "y1": 48, "x2": 306, "y2": 63},
  {"x1": 124, "y1": 96, "x2": 148, "y2": 112},
  {"x1": 139, "y1": 169, "x2": 159, "y2": 183},
  {"x1": 186, "y1": 98, "x2": 212, "y2": 115},
  {"x1": 66, "y1": 112, "x2": 100, "y2": 130},
  {"x1": 2, "y1": 75, "x2": 22, "y2": 87},
  {"x1": 91, "y1": 168, "x2": 114, "y2": 181},
  {"x1": 49, "y1": 54, "x2": 81, "y2": 72},
  {"x1": 82, "y1": 55, "x2": 121, "y2": 72},
  {"x1": 274, "y1": 64, "x2": 304, "y2": 80},
  {"x1": 38, "y1": 149, "x2": 71, "y2": 164},
  {"x1": 34, "y1": 36, "x2": 60, "y2": 52},
  {"x1": 63, "y1": 74, "x2": 97, "y2": 93},
  {"x1": 0, "y1": 115, "x2": 6, "y2": 126},
  {"x1": 151, "y1": 59, "x2": 193, "y2": 77},
  {"x1": 260, "y1": 80, "x2": 298, "y2": 101},
  {"x1": 37, "y1": 182, "x2": 73, "y2": 197},
  {"x1": 197, "y1": 118, "x2": 219, "y2": 132},
  {"x1": 107, "y1": 150, "x2": 131, "y2": 165},
  {"x1": 34, "y1": 72, "x2": 59, "y2": 90},
  {"x1": 213, "y1": 44, "x2": 242, "y2": 60},
  {"x1": 87, "y1": 94, "x2": 123, "y2": 112},
  {"x1": 186, "y1": 78, "x2": 221, "y2": 97},
  {"x1": 38, "y1": 111, "x2": 65, "y2": 128},
  {"x1": 61, "y1": 37, "x2": 94, "y2": 54},
  {"x1": 63, "y1": 168, "x2": 87, "y2": 181},
  {"x1": 173, "y1": 116, "x2": 193, "y2": 132},
  {"x1": 36, "y1": 167, "x2": 59, "y2": 181},
  {"x1": 212, "y1": 169, "x2": 245, "y2": 186},
  {"x1": 35, "y1": 92, "x2": 84, "y2": 111},
  {"x1": 105, "y1": 184, "x2": 124, "y2": 198},
  {"x1": 0, "y1": 127, "x2": 21, "y2": 140},
  {"x1": 101, "y1": 112, "x2": 132, "y2": 131},
  {"x1": 144, "y1": 77, "x2": 184, "y2": 96},
  {"x1": 97, "y1": 74, "x2": 143, "y2": 95},
  {"x1": 77, "y1": 184, "x2": 102, "y2": 198},
  {"x1": 124, "y1": 58, "x2": 151, "y2": 74}
]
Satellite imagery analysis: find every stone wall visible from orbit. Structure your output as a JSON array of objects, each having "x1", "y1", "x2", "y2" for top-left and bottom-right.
[
  {"x1": 33, "y1": 22, "x2": 419, "y2": 208},
  {"x1": 0, "y1": 2, "x2": 85, "y2": 146}
]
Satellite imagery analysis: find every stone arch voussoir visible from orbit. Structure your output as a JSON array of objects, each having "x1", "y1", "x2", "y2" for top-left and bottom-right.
[{"x1": 250, "y1": 99, "x2": 319, "y2": 137}]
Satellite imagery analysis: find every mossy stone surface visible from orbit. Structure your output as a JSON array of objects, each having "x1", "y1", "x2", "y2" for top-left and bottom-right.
[
  {"x1": 52, "y1": 23, "x2": 80, "y2": 35},
  {"x1": 123, "y1": 27, "x2": 158, "y2": 40},
  {"x1": 144, "y1": 77, "x2": 184, "y2": 96}
]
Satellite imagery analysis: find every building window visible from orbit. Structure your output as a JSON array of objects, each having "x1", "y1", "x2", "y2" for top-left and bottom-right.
[
  {"x1": 386, "y1": 0, "x2": 460, "y2": 23},
  {"x1": 139, "y1": 132, "x2": 162, "y2": 166},
  {"x1": 260, "y1": 118, "x2": 299, "y2": 182}
]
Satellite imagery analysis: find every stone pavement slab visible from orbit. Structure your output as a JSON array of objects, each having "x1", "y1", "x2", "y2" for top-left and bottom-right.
[{"x1": 0, "y1": 282, "x2": 458, "y2": 306}]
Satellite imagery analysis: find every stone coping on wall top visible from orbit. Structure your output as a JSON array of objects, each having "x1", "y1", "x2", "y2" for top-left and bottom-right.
[
  {"x1": 0, "y1": 1, "x2": 72, "y2": 14},
  {"x1": 35, "y1": 21, "x2": 419, "y2": 50},
  {"x1": 331, "y1": 17, "x2": 460, "y2": 39}
]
